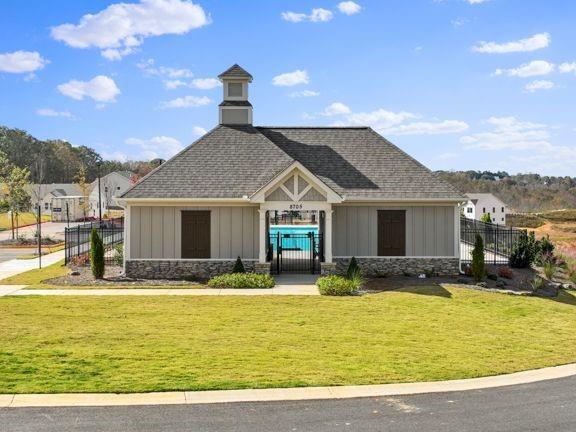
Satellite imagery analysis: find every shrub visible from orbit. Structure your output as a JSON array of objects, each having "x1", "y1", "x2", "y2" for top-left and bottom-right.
[
  {"x1": 509, "y1": 231, "x2": 538, "y2": 268},
  {"x1": 70, "y1": 254, "x2": 89, "y2": 267},
  {"x1": 530, "y1": 277, "x2": 545, "y2": 292},
  {"x1": 498, "y1": 266, "x2": 513, "y2": 279},
  {"x1": 113, "y1": 243, "x2": 124, "y2": 266},
  {"x1": 569, "y1": 268, "x2": 576, "y2": 285},
  {"x1": 480, "y1": 213, "x2": 492, "y2": 224},
  {"x1": 538, "y1": 235, "x2": 555, "y2": 256},
  {"x1": 207, "y1": 273, "x2": 274, "y2": 289},
  {"x1": 346, "y1": 256, "x2": 360, "y2": 279},
  {"x1": 471, "y1": 234, "x2": 486, "y2": 282},
  {"x1": 90, "y1": 228, "x2": 105, "y2": 279},
  {"x1": 543, "y1": 262, "x2": 557, "y2": 281},
  {"x1": 317, "y1": 275, "x2": 360, "y2": 296},
  {"x1": 232, "y1": 256, "x2": 245, "y2": 273}
]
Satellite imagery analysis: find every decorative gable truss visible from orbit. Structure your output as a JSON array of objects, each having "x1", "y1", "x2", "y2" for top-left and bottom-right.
[{"x1": 250, "y1": 161, "x2": 342, "y2": 204}]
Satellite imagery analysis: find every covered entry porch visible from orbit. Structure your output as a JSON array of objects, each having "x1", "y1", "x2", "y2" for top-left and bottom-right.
[{"x1": 259, "y1": 205, "x2": 332, "y2": 274}]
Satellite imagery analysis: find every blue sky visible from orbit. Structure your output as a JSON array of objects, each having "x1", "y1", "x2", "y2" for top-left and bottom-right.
[{"x1": 1, "y1": 0, "x2": 575, "y2": 175}]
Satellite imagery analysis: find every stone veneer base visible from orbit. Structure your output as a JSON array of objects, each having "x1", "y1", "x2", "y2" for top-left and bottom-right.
[
  {"x1": 331, "y1": 257, "x2": 460, "y2": 277},
  {"x1": 125, "y1": 260, "x2": 259, "y2": 280}
]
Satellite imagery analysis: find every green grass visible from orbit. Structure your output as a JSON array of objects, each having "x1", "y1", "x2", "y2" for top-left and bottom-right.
[
  {"x1": 0, "y1": 212, "x2": 51, "y2": 230},
  {"x1": 2, "y1": 285, "x2": 576, "y2": 394}
]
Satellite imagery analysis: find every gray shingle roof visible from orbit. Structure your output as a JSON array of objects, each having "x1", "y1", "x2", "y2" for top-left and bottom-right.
[
  {"x1": 217, "y1": 64, "x2": 253, "y2": 81},
  {"x1": 122, "y1": 125, "x2": 464, "y2": 201}
]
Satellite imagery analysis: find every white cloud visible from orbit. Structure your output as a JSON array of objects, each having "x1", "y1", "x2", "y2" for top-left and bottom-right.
[
  {"x1": 461, "y1": 116, "x2": 576, "y2": 174},
  {"x1": 559, "y1": 62, "x2": 576, "y2": 74},
  {"x1": 452, "y1": 18, "x2": 468, "y2": 28},
  {"x1": 159, "y1": 95, "x2": 211, "y2": 109},
  {"x1": 322, "y1": 102, "x2": 351, "y2": 116},
  {"x1": 57, "y1": 75, "x2": 120, "y2": 102},
  {"x1": 137, "y1": 58, "x2": 193, "y2": 78},
  {"x1": 467, "y1": 0, "x2": 489, "y2": 3},
  {"x1": 164, "y1": 79, "x2": 187, "y2": 89},
  {"x1": 436, "y1": 152, "x2": 459, "y2": 161},
  {"x1": 281, "y1": 12, "x2": 308, "y2": 23},
  {"x1": 337, "y1": 1, "x2": 362, "y2": 15},
  {"x1": 192, "y1": 126, "x2": 207, "y2": 136},
  {"x1": 281, "y1": 8, "x2": 333, "y2": 23},
  {"x1": 493, "y1": 60, "x2": 554, "y2": 78},
  {"x1": 460, "y1": 116, "x2": 550, "y2": 151},
  {"x1": 525, "y1": 80, "x2": 555, "y2": 93},
  {"x1": 325, "y1": 105, "x2": 467, "y2": 136},
  {"x1": 36, "y1": 108, "x2": 73, "y2": 118},
  {"x1": 289, "y1": 90, "x2": 320, "y2": 98},
  {"x1": 0, "y1": 51, "x2": 48, "y2": 73},
  {"x1": 51, "y1": 0, "x2": 209, "y2": 60},
  {"x1": 125, "y1": 135, "x2": 183, "y2": 160},
  {"x1": 472, "y1": 32, "x2": 550, "y2": 54},
  {"x1": 191, "y1": 78, "x2": 221, "y2": 90},
  {"x1": 272, "y1": 70, "x2": 309, "y2": 87},
  {"x1": 384, "y1": 120, "x2": 469, "y2": 135}
]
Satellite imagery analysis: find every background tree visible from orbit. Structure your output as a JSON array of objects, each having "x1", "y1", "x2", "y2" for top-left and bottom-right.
[
  {"x1": 480, "y1": 213, "x2": 492, "y2": 224},
  {"x1": 5, "y1": 166, "x2": 31, "y2": 239}
]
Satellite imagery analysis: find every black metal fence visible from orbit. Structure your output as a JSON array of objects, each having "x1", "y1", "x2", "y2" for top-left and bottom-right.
[
  {"x1": 268, "y1": 232, "x2": 324, "y2": 274},
  {"x1": 460, "y1": 217, "x2": 524, "y2": 265},
  {"x1": 64, "y1": 218, "x2": 124, "y2": 266}
]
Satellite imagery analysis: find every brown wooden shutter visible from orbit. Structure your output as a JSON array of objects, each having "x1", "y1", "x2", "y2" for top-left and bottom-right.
[
  {"x1": 377, "y1": 210, "x2": 406, "y2": 256},
  {"x1": 181, "y1": 211, "x2": 211, "y2": 258}
]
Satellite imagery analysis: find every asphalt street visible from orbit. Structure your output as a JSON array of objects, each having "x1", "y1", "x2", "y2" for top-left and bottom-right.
[{"x1": 2, "y1": 376, "x2": 575, "y2": 432}]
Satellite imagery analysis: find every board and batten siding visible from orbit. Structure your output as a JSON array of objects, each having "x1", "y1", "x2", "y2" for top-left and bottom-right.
[
  {"x1": 333, "y1": 206, "x2": 456, "y2": 257},
  {"x1": 129, "y1": 206, "x2": 259, "y2": 259}
]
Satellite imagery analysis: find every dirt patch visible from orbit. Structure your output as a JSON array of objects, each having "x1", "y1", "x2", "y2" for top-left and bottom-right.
[{"x1": 46, "y1": 265, "x2": 205, "y2": 287}]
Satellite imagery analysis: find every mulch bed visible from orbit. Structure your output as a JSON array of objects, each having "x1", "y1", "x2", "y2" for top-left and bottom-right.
[{"x1": 46, "y1": 266, "x2": 204, "y2": 287}]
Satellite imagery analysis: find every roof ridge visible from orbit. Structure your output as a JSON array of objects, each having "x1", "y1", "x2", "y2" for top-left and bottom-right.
[{"x1": 256, "y1": 126, "x2": 369, "y2": 130}]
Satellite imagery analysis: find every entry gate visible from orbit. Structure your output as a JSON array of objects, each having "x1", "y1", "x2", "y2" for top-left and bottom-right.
[{"x1": 269, "y1": 232, "x2": 323, "y2": 274}]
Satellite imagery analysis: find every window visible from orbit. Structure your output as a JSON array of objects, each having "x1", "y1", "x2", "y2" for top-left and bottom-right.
[
  {"x1": 501, "y1": 207, "x2": 505, "y2": 213},
  {"x1": 483, "y1": 207, "x2": 486, "y2": 213},
  {"x1": 44, "y1": 202, "x2": 49, "y2": 210},
  {"x1": 493, "y1": 218, "x2": 495, "y2": 222},
  {"x1": 502, "y1": 217, "x2": 504, "y2": 222},
  {"x1": 467, "y1": 208, "x2": 473, "y2": 213},
  {"x1": 104, "y1": 187, "x2": 108, "y2": 193},
  {"x1": 492, "y1": 207, "x2": 495, "y2": 213},
  {"x1": 117, "y1": 186, "x2": 121, "y2": 190},
  {"x1": 227, "y1": 82, "x2": 242, "y2": 97}
]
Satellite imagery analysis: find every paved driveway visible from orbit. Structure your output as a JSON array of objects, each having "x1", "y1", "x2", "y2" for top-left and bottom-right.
[
  {"x1": 0, "y1": 222, "x2": 85, "y2": 242},
  {"x1": 1, "y1": 376, "x2": 575, "y2": 431},
  {"x1": 0, "y1": 248, "x2": 34, "y2": 264}
]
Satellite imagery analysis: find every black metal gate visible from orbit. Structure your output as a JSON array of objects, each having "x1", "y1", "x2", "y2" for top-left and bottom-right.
[{"x1": 269, "y1": 232, "x2": 323, "y2": 274}]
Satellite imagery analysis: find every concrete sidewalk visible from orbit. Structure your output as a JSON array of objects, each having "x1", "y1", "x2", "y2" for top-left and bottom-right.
[
  {"x1": 0, "y1": 250, "x2": 64, "y2": 281},
  {"x1": 2, "y1": 363, "x2": 575, "y2": 408},
  {"x1": 4, "y1": 285, "x2": 319, "y2": 296}
]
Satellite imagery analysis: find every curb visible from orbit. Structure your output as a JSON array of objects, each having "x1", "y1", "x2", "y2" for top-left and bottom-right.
[{"x1": 2, "y1": 363, "x2": 576, "y2": 408}]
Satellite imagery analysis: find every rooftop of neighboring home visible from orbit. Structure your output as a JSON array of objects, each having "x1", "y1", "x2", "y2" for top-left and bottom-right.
[{"x1": 465, "y1": 193, "x2": 506, "y2": 206}]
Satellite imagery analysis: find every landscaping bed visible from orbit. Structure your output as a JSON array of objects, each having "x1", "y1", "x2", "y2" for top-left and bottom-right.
[{"x1": 1, "y1": 286, "x2": 576, "y2": 394}]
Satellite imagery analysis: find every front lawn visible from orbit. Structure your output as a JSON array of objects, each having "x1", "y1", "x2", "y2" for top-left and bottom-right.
[
  {"x1": 0, "y1": 212, "x2": 50, "y2": 230},
  {"x1": 1, "y1": 286, "x2": 576, "y2": 393}
]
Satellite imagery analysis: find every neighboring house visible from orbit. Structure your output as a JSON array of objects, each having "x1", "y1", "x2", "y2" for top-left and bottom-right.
[
  {"x1": 463, "y1": 193, "x2": 507, "y2": 225},
  {"x1": 50, "y1": 196, "x2": 86, "y2": 222},
  {"x1": 29, "y1": 184, "x2": 82, "y2": 217},
  {"x1": 89, "y1": 171, "x2": 133, "y2": 218},
  {"x1": 118, "y1": 65, "x2": 465, "y2": 279}
]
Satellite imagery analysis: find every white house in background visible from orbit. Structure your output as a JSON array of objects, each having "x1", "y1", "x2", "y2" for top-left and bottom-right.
[
  {"x1": 89, "y1": 171, "x2": 134, "y2": 217},
  {"x1": 50, "y1": 196, "x2": 86, "y2": 222},
  {"x1": 463, "y1": 193, "x2": 508, "y2": 225},
  {"x1": 29, "y1": 184, "x2": 82, "y2": 217}
]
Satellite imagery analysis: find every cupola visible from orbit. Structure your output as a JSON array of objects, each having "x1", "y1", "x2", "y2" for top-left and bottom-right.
[{"x1": 218, "y1": 64, "x2": 253, "y2": 125}]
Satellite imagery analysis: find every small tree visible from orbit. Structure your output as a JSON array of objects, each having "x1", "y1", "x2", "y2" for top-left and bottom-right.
[
  {"x1": 90, "y1": 228, "x2": 105, "y2": 279},
  {"x1": 347, "y1": 256, "x2": 360, "y2": 279},
  {"x1": 5, "y1": 165, "x2": 31, "y2": 239},
  {"x1": 509, "y1": 231, "x2": 538, "y2": 268},
  {"x1": 232, "y1": 256, "x2": 245, "y2": 273},
  {"x1": 471, "y1": 234, "x2": 486, "y2": 282},
  {"x1": 75, "y1": 165, "x2": 91, "y2": 219},
  {"x1": 481, "y1": 213, "x2": 492, "y2": 224}
]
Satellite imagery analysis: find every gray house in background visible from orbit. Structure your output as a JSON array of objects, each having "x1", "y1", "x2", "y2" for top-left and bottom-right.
[{"x1": 118, "y1": 65, "x2": 465, "y2": 279}]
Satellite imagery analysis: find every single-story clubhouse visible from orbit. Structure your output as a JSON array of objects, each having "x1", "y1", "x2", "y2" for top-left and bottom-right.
[{"x1": 118, "y1": 65, "x2": 465, "y2": 279}]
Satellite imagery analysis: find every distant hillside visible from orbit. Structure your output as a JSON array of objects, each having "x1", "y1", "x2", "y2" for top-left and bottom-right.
[
  {"x1": 436, "y1": 170, "x2": 576, "y2": 212},
  {"x1": 0, "y1": 125, "x2": 161, "y2": 184}
]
